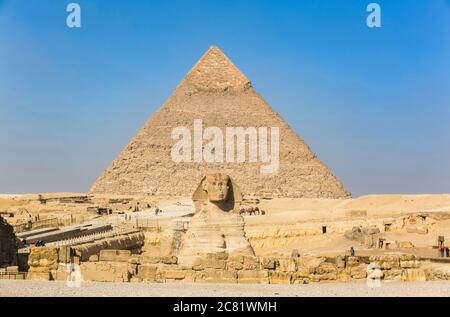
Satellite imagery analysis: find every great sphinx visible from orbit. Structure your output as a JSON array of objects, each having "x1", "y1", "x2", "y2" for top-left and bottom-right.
[{"x1": 177, "y1": 173, "x2": 255, "y2": 266}]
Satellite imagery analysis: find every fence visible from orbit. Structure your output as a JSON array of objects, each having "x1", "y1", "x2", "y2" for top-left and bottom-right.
[
  {"x1": 49, "y1": 228, "x2": 139, "y2": 248},
  {"x1": 13, "y1": 218, "x2": 59, "y2": 234}
]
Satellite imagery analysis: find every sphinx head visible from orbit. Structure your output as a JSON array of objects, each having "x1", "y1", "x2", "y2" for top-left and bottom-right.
[
  {"x1": 192, "y1": 173, "x2": 242, "y2": 213},
  {"x1": 203, "y1": 173, "x2": 230, "y2": 202}
]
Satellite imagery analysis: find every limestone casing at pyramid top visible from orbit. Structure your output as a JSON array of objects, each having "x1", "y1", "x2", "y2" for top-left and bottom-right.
[{"x1": 176, "y1": 45, "x2": 253, "y2": 93}]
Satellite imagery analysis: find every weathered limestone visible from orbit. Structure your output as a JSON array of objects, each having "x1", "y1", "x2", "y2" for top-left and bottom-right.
[
  {"x1": 178, "y1": 174, "x2": 255, "y2": 266},
  {"x1": 199, "y1": 269, "x2": 238, "y2": 283},
  {"x1": 72, "y1": 231, "x2": 144, "y2": 261},
  {"x1": 0, "y1": 216, "x2": 18, "y2": 268},
  {"x1": 344, "y1": 226, "x2": 381, "y2": 248},
  {"x1": 78, "y1": 261, "x2": 130, "y2": 282},
  {"x1": 369, "y1": 253, "x2": 426, "y2": 281},
  {"x1": 27, "y1": 246, "x2": 59, "y2": 280},
  {"x1": 237, "y1": 270, "x2": 269, "y2": 284}
]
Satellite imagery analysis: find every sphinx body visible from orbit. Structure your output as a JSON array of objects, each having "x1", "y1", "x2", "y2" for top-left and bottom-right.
[{"x1": 178, "y1": 174, "x2": 255, "y2": 266}]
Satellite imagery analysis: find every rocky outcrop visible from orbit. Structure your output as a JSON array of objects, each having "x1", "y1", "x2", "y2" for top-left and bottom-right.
[
  {"x1": 27, "y1": 246, "x2": 59, "y2": 280},
  {"x1": 0, "y1": 216, "x2": 18, "y2": 268}
]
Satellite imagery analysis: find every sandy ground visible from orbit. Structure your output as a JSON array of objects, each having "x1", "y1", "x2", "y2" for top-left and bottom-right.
[{"x1": 0, "y1": 280, "x2": 449, "y2": 297}]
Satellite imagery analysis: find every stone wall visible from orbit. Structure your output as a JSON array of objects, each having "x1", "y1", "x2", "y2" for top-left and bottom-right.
[
  {"x1": 25, "y1": 246, "x2": 442, "y2": 284},
  {"x1": 127, "y1": 253, "x2": 430, "y2": 284},
  {"x1": 0, "y1": 216, "x2": 18, "y2": 268},
  {"x1": 27, "y1": 246, "x2": 59, "y2": 280},
  {"x1": 72, "y1": 231, "x2": 145, "y2": 261},
  {"x1": 26, "y1": 231, "x2": 145, "y2": 281}
]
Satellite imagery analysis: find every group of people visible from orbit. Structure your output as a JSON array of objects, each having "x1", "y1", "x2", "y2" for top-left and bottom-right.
[
  {"x1": 34, "y1": 240, "x2": 46, "y2": 247},
  {"x1": 439, "y1": 245, "x2": 450, "y2": 258},
  {"x1": 154, "y1": 207, "x2": 164, "y2": 215},
  {"x1": 21, "y1": 238, "x2": 45, "y2": 247},
  {"x1": 239, "y1": 206, "x2": 266, "y2": 216}
]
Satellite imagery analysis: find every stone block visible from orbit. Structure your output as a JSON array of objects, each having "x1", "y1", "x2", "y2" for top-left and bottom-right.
[
  {"x1": 346, "y1": 256, "x2": 360, "y2": 268},
  {"x1": 210, "y1": 252, "x2": 228, "y2": 261},
  {"x1": 161, "y1": 256, "x2": 178, "y2": 265},
  {"x1": 348, "y1": 264, "x2": 367, "y2": 279},
  {"x1": 27, "y1": 272, "x2": 51, "y2": 281},
  {"x1": 28, "y1": 247, "x2": 59, "y2": 270},
  {"x1": 383, "y1": 269, "x2": 403, "y2": 281},
  {"x1": 398, "y1": 241, "x2": 414, "y2": 248},
  {"x1": 260, "y1": 257, "x2": 278, "y2": 270},
  {"x1": 242, "y1": 256, "x2": 260, "y2": 270},
  {"x1": 200, "y1": 269, "x2": 237, "y2": 283},
  {"x1": 369, "y1": 255, "x2": 400, "y2": 270},
  {"x1": 400, "y1": 260, "x2": 420, "y2": 269},
  {"x1": 406, "y1": 225, "x2": 428, "y2": 234},
  {"x1": 227, "y1": 261, "x2": 243, "y2": 270},
  {"x1": 315, "y1": 262, "x2": 337, "y2": 275},
  {"x1": 294, "y1": 267, "x2": 310, "y2": 278},
  {"x1": 338, "y1": 268, "x2": 352, "y2": 282},
  {"x1": 292, "y1": 277, "x2": 309, "y2": 284},
  {"x1": 140, "y1": 255, "x2": 161, "y2": 264},
  {"x1": 202, "y1": 258, "x2": 226, "y2": 270},
  {"x1": 130, "y1": 277, "x2": 142, "y2": 283},
  {"x1": 55, "y1": 268, "x2": 69, "y2": 281},
  {"x1": 297, "y1": 256, "x2": 325, "y2": 273},
  {"x1": 311, "y1": 262, "x2": 338, "y2": 281},
  {"x1": 128, "y1": 256, "x2": 140, "y2": 265},
  {"x1": 99, "y1": 250, "x2": 131, "y2": 262},
  {"x1": 402, "y1": 269, "x2": 426, "y2": 282},
  {"x1": 364, "y1": 226, "x2": 381, "y2": 235},
  {"x1": 278, "y1": 258, "x2": 297, "y2": 272},
  {"x1": 164, "y1": 270, "x2": 187, "y2": 280},
  {"x1": 310, "y1": 272, "x2": 337, "y2": 282},
  {"x1": 6, "y1": 266, "x2": 19, "y2": 273},
  {"x1": 269, "y1": 271, "x2": 292, "y2": 284},
  {"x1": 137, "y1": 264, "x2": 158, "y2": 282},
  {"x1": 237, "y1": 270, "x2": 269, "y2": 284},
  {"x1": 335, "y1": 256, "x2": 345, "y2": 268}
]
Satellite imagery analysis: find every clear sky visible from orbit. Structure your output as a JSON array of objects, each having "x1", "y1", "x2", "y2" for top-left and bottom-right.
[{"x1": 0, "y1": 0, "x2": 449, "y2": 196}]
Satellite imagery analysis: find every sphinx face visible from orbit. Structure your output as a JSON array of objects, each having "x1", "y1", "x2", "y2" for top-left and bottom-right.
[{"x1": 204, "y1": 174, "x2": 230, "y2": 202}]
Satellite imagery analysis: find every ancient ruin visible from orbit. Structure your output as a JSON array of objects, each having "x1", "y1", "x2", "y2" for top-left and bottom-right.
[
  {"x1": 0, "y1": 46, "x2": 449, "y2": 292},
  {"x1": 178, "y1": 173, "x2": 255, "y2": 266}
]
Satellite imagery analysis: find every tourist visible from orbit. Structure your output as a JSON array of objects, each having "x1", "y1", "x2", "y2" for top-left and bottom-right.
[
  {"x1": 440, "y1": 245, "x2": 445, "y2": 257},
  {"x1": 350, "y1": 246, "x2": 355, "y2": 257},
  {"x1": 446, "y1": 247, "x2": 450, "y2": 258}
]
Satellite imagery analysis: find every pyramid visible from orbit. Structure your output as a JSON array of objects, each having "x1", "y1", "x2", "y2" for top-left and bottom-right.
[{"x1": 91, "y1": 46, "x2": 351, "y2": 198}]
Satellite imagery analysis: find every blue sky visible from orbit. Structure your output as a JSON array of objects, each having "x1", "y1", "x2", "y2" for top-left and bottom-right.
[{"x1": 0, "y1": 0, "x2": 449, "y2": 196}]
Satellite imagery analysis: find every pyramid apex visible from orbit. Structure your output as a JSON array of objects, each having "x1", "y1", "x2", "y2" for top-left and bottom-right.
[{"x1": 179, "y1": 46, "x2": 252, "y2": 93}]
